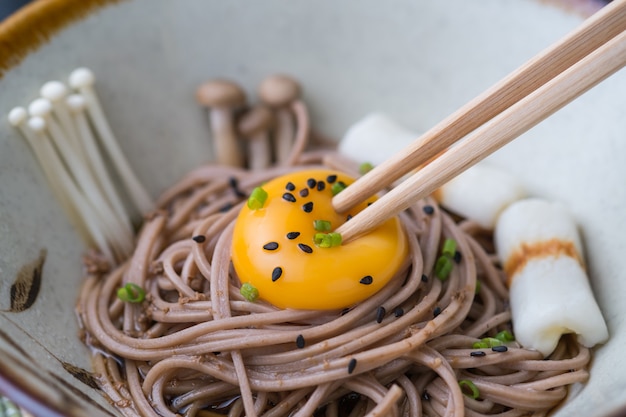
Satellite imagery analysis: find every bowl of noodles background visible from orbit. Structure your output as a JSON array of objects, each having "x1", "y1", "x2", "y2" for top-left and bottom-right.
[{"x1": 0, "y1": 0, "x2": 625, "y2": 416}]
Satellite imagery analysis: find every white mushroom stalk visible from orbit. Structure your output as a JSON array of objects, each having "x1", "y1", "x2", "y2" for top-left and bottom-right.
[
  {"x1": 21, "y1": 114, "x2": 116, "y2": 263},
  {"x1": 27, "y1": 97, "x2": 134, "y2": 258},
  {"x1": 494, "y1": 198, "x2": 609, "y2": 356},
  {"x1": 8, "y1": 107, "x2": 89, "y2": 244},
  {"x1": 69, "y1": 67, "x2": 155, "y2": 216},
  {"x1": 66, "y1": 93, "x2": 134, "y2": 241}
]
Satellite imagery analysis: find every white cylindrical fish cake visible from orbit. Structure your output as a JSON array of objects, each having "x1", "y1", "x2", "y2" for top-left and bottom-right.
[
  {"x1": 434, "y1": 163, "x2": 526, "y2": 230},
  {"x1": 494, "y1": 198, "x2": 608, "y2": 356},
  {"x1": 338, "y1": 113, "x2": 418, "y2": 165}
]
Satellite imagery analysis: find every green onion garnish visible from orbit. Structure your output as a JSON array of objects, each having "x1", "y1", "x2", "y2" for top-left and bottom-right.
[
  {"x1": 475, "y1": 280, "x2": 482, "y2": 294},
  {"x1": 314, "y1": 232, "x2": 342, "y2": 248},
  {"x1": 117, "y1": 283, "x2": 146, "y2": 303},
  {"x1": 247, "y1": 187, "x2": 268, "y2": 210},
  {"x1": 442, "y1": 238, "x2": 457, "y2": 258},
  {"x1": 359, "y1": 162, "x2": 374, "y2": 175},
  {"x1": 331, "y1": 181, "x2": 347, "y2": 196},
  {"x1": 313, "y1": 219, "x2": 332, "y2": 232},
  {"x1": 495, "y1": 330, "x2": 515, "y2": 342},
  {"x1": 240, "y1": 283, "x2": 259, "y2": 302},
  {"x1": 435, "y1": 255, "x2": 453, "y2": 280},
  {"x1": 459, "y1": 380, "x2": 480, "y2": 399},
  {"x1": 472, "y1": 337, "x2": 502, "y2": 349}
]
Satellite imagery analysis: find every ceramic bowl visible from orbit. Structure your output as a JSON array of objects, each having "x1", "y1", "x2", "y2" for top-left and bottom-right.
[{"x1": 0, "y1": 0, "x2": 624, "y2": 416}]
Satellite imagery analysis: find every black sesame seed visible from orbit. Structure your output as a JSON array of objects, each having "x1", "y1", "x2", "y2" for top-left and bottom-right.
[
  {"x1": 433, "y1": 306, "x2": 442, "y2": 317},
  {"x1": 360, "y1": 275, "x2": 373, "y2": 285},
  {"x1": 492, "y1": 345, "x2": 508, "y2": 352},
  {"x1": 286, "y1": 232, "x2": 300, "y2": 240},
  {"x1": 299, "y1": 188, "x2": 309, "y2": 197},
  {"x1": 470, "y1": 351, "x2": 486, "y2": 357},
  {"x1": 285, "y1": 182, "x2": 296, "y2": 191},
  {"x1": 192, "y1": 235, "x2": 206, "y2": 243},
  {"x1": 282, "y1": 192, "x2": 297, "y2": 203},
  {"x1": 394, "y1": 307, "x2": 404, "y2": 317},
  {"x1": 423, "y1": 205, "x2": 435, "y2": 215},
  {"x1": 347, "y1": 358, "x2": 357, "y2": 374},
  {"x1": 302, "y1": 202, "x2": 314, "y2": 213},
  {"x1": 307, "y1": 178, "x2": 317, "y2": 188},
  {"x1": 421, "y1": 274, "x2": 429, "y2": 282},
  {"x1": 327, "y1": 174, "x2": 337, "y2": 183},
  {"x1": 376, "y1": 306, "x2": 386, "y2": 323},
  {"x1": 271, "y1": 267, "x2": 283, "y2": 282},
  {"x1": 263, "y1": 242, "x2": 279, "y2": 251},
  {"x1": 298, "y1": 243, "x2": 313, "y2": 254},
  {"x1": 317, "y1": 181, "x2": 326, "y2": 191},
  {"x1": 346, "y1": 214, "x2": 353, "y2": 221},
  {"x1": 296, "y1": 334, "x2": 305, "y2": 349},
  {"x1": 229, "y1": 177, "x2": 246, "y2": 198},
  {"x1": 422, "y1": 391, "x2": 431, "y2": 401},
  {"x1": 454, "y1": 251, "x2": 462, "y2": 263},
  {"x1": 219, "y1": 203, "x2": 233, "y2": 213}
]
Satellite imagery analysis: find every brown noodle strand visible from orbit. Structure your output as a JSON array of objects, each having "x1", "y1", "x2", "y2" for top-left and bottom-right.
[{"x1": 78, "y1": 140, "x2": 593, "y2": 415}]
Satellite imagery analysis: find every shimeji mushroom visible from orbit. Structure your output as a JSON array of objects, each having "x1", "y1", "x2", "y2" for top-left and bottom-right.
[
  {"x1": 238, "y1": 105, "x2": 274, "y2": 170},
  {"x1": 69, "y1": 67, "x2": 154, "y2": 217},
  {"x1": 257, "y1": 74, "x2": 307, "y2": 166},
  {"x1": 196, "y1": 79, "x2": 247, "y2": 167}
]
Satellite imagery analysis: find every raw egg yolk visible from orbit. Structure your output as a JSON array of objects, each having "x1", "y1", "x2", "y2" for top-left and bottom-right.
[{"x1": 231, "y1": 169, "x2": 408, "y2": 310}]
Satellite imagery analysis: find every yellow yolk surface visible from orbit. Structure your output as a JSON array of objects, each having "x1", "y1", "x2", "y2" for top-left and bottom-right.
[{"x1": 231, "y1": 169, "x2": 408, "y2": 310}]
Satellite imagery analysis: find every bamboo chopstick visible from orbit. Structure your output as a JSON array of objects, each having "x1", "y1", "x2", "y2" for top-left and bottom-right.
[
  {"x1": 335, "y1": 22, "x2": 626, "y2": 244},
  {"x1": 332, "y1": 0, "x2": 626, "y2": 215}
]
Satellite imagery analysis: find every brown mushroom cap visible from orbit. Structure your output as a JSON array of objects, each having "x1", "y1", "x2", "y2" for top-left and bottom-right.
[
  {"x1": 238, "y1": 105, "x2": 274, "y2": 138},
  {"x1": 196, "y1": 79, "x2": 246, "y2": 108},
  {"x1": 257, "y1": 74, "x2": 301, "y2": 108}
]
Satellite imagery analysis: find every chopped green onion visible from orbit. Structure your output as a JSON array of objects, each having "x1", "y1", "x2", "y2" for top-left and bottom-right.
[
  {"x1": 459, "y1": 380, "x2": 480, "y2": 399},
  {"x1": 240, "y1": 283, "x2": 259, "y2": 302},
  {"x1": 475, "y1": 280, "x2": 482, "y2": 294},
  {"x1": 117, "y1": 283, "x2": 146, "y2": 303},
  {"x1": 359, "y1": 162, "x2": 374, "y2": 175},
  {"x1": 442, "y1": 238, "x2": 457, "y2": 258},
  {"x1": 247, "y1": 187, "x2": 268, "y2": 210},
  {"x1": 495, "y1": 330, "x2": 515, "y2": 342},
  {"x1": 313, "y1": 219, "x2": 332, "y2": 232},
  {"x1": 435, "y1": 255, "x2": 453, "y2": 280},
  {"x1": 331, "y1": 181, "x2": 347, "y2": 196},
  {"x1": 472, "y1": 337, "x2": 502, "y2": 349},
  {"x1": 314, "y1": 232, "x2": 342, "y2": 248}
]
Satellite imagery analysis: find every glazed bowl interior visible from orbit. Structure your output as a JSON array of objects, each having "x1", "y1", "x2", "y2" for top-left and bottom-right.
[{"x1": 0, "y1": 0, "x2": 625, "y2": 416}]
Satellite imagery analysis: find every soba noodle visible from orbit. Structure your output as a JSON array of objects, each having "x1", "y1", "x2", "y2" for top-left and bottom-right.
[{"x1": 77, "y1": 142, "x2": 590, "y2": 416}]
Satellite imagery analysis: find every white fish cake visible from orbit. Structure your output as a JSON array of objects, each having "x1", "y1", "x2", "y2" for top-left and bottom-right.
[
  {"x1": 495, "y1": 198, "x2": 608, "y2": 356},
  {"x1": 434, "y1": 163, "x2": 526, "y2": 229},
  {"x1": 338, "y1": 113, "x2": 418, "y2": 165}
]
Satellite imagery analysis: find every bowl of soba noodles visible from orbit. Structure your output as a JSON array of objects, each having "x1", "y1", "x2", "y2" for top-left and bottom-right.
[{"x1": 1, "y1": 0, "x2": 625, "y2": 416}]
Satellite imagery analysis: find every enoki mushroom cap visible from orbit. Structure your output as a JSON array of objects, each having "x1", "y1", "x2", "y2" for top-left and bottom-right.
[
  {"x1": 8, "y1": 107, "x2": 28, "y2": 126},
  {"x1": 258, "y1": 74, "x2": 301, "y2": 108},
  {"x1": 69, "y1": 67, "x2": 96, "y2": 89},
  {"x1": 196, "y1": 79, "x2": 247, "y2": 109},
  {"x1": 238, "y1": 105, "x2": 274, "y2": 138},
  {"x1": 28, "y1": 98, "x2": 52, "y2": 117},
  {"x1": 40, "y1": 81, "x2": 68, "y2": 102}
]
